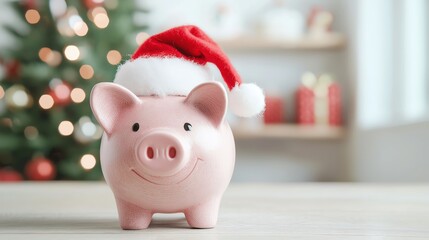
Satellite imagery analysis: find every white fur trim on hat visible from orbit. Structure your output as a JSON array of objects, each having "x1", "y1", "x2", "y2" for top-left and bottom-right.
[
  {"x1": 228, "y1": 83, "x2": 265, "y2": 117},
  {"x1": 114, "y1": 57, "x2": 213, "y2": 96}
]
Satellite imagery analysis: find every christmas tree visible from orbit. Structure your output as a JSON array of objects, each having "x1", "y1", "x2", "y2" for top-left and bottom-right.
[{"x1": 0, "y1": 0, "x2": 147, "y2": 180}]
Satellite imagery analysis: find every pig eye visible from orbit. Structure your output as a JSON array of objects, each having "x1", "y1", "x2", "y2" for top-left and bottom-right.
[
  {"x1": 184, "y1": 123, "x2": 192, "y2": 131},
  {"x1": 132, "y1": 123, "x2": 139, "y2": 132}
]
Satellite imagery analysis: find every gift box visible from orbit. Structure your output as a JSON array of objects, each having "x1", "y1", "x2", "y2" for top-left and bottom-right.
[
  {"x1": 296, "y1": 72, "x2": 342, "y2": 126},
  {"x1": 264, "y1": 95, "x2": 285, "y2": 124},
  {"x1": 296, "y1": 86, "x2": 315, "y2": 124}
]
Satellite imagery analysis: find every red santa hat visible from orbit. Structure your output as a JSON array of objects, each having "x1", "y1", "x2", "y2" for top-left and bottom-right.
[{"x1": 114, "y1": 25, "x2": 265, "y2": 117}]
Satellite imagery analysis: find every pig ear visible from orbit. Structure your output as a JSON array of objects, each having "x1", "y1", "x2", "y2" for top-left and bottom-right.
[
  {"x1": 184, "y1": 82, "x2": 227, "y2": 127},
  {"x1": 90, "y1": 82, "x2": 140, "y2": 135}
]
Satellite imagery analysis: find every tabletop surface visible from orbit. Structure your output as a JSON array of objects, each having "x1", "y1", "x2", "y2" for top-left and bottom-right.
[{"x1": 0, "y1": 182, "x2": 428, "y2": 239}]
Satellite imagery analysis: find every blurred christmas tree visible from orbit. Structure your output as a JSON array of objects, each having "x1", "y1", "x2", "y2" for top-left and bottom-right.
[{"x1": 0, "y1": 0, "x2": 147, "y2": 181}]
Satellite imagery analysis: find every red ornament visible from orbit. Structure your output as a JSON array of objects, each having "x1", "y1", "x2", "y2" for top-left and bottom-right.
[
  {"x1": 82, "y1": 0, "x2": 103, "y2": 9},
  {"x1": 22, "y1": 0, "x2": 38, "y2": 10},
  {"x1": 5, "y1": 60, "x2": 21, "y2": 79},
  {"x1": 25, "y1": 157, "x2": 56, "y2": 181},
  {"x1": 0, "y1": 169, "x2": 23, "y2": 182},
  {"x1": 49, "y1": 81, "x2": 72, "y2": 106},
  {"x1": 264, "y1": 95, "x2": 284, "y2": 124}
]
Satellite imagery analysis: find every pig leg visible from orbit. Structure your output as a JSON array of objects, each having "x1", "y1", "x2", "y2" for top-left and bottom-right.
[
  {"x1": 184, "y1": 198, "x2": 221, "y2": 228},
  {"x1": 115, "y1": 197, "x2": 153, "y2": 230}
]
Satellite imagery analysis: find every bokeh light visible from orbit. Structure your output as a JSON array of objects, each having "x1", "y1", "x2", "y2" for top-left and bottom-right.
[
  {"x1": 80, "y1": 154, "x2": 96, "y2": 170},
  {"x1": 54, "y1": 83, "x2": 71, "y2": 101},
  {"x1": 58, "y1": 120, "x2": 74, "y2": 136},
  {"x1": 74, "y1": 22, "x2": 89, "y2": 36},
  {"x1": 79, "y1": 65, "x2": 94, "y2": 80},
  {"x1": 39, "y1": 48, "x2": 62, "y2": 67},
  {"x1": 94, "y1": 13, "x2": 109, "y2": 29},
  {"x1": 136, "y1": 32, "x2": 150, "y2": 45},
  {"x1": 106, "y1": 50, "x2": 121, "y2": 65},
  {"x1": 48, "y1": 51, "x2": 62, "y2": 67},
  {"x1": 70, "y1": 88, "x2": 86, "y2": 103},
  {"x1": 81, "y1": 121, "x2": 97, "y2": 137},
  {"x1": 39, "y1": 94, "x2": 54, "y2": 109},
  {"x1": 64, "y1": 45, "x2": 80, "y2": 61},
  {"x1": 0, "y1": 86, "x2": 4, "y2": 99},
  {"x1": 25, "y1": 9, "x2": 40, "y2": 24},
  {"x1": 12, "y1": 89, "x2": 29, "y2": 107},
  {"x1": 24, "y1": 126, "x2": 39, "y2": 140},
  {"x1": 38, "y1": 47, "x2": 52, "y2": 62}
]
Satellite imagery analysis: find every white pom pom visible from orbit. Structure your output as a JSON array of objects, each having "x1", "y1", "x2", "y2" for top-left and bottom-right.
[{"x1": 228, "y1": 83, "x2": 265, "y2": 117}]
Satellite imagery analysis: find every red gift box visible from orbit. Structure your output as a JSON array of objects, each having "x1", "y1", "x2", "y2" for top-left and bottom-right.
[
  {"x1": 264, "y1": 95, "x2": 284, "y2": 124},
  {"x1": 296, "y1": 74, "x2": 342, "y2": 126}
]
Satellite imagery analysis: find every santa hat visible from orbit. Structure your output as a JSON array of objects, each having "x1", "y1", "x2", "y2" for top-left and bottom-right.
[{"x1": 114, "y1": 25, "x2": 265, "y2": 117}]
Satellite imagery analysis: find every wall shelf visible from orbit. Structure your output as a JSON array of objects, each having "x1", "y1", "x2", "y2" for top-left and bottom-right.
[
  {"x1": 232, "y1": 124, "x2": 345, "y2": 140},
  {"x1": 218, "y1": 33, "x2": 346, "y2": 51}
]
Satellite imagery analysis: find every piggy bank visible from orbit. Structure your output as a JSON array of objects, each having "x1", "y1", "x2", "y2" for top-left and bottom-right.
[{"x1": 90, "y1": 81, "x2": 235, "y2": 229}]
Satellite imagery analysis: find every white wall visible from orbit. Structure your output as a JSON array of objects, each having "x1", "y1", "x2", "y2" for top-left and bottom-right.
[
  {"x1": 347, "y1": 0, "x2": 429, "y2": 182},
  {"x1": 350, "y1": 122, "x2": 429, "y2": 182}
]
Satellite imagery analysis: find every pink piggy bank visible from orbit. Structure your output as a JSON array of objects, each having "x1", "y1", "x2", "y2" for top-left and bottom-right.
[{"x1": 90, "y1": 81, "x2": 235, "y2": 229}]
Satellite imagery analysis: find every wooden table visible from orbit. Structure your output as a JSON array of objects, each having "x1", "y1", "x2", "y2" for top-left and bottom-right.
[{"x1": 1, "y1": 183, "x2": 428, "y2": 239}]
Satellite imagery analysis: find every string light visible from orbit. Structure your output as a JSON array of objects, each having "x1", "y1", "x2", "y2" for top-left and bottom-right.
[
  {"x1": 106, "y1": 50, "x2": 121, "y2": 65},
  {"x1": 38, "y1": 47, "x2": 51, "y2": 62},
  {"x1": 12, "y1": 89, "x2": 30, "y2": 107},
  {"x1": 74, "y1": 22, "x2": 89, "y2": 36},
  {"x1": 2, "y1": 118, "x2": 13, "y2": 128},
  {"x1": 80, "y1": 154, "x2": 96, "y2": 170},
  {"x1": 57, "y1": 18, "x2": 75, "y2": 37},
  {"x1": 68, "y1": 15, "x2": 82, "y2": 28},
  {"x1": 64, "y1": 45, "x2": 80, "y2": 61},
  {"x1": 48, "y1": 51, "x2": 62, "y2": 66},
  {"x1": 90, "y1": 7, "x2": 109, "y2": 29},
  {"x1": 58, "y1": 120, "x2": 74, "y2": 136},
  {"x1": 54, "y1": 83, "x2": 71, "y2": 101},
  {"x1": 0, "y1": 86, "x2": 4, "y2": 99},
  {"x1": 89, "y1": 7, "x2": 107, "y2": 21},
  {"x1": 39, "y1": 47, "x2": 62, "y2": 66},
  {"x1": 74, "y1": 116, "x2": 102, "y2": 143},
  {"x1": 69, "y1": 15, "x2": 89, "y2": 37},
  {"x1": 70, "y1": 88, "x2": 86, "y2": 103},
  {"x1": 79, "y1": 65, "x2": 94, "y2": 80},
  {"x1": 136, "y1": 32, "x2": 150, "y2": 45},
  {"x1": 94, "y1": 13, "x2": 109, "y2": 28},
  {"x1": 81, "y1": 121, "x2": 97, "y2": 137},
  {"x1": 39, "y1": 94, "x2": 54, "y2": 109},
  {"x1": 49, "y1": 0, "x2": 67, "y2": 18},
  {"x1": 4, "y1": 86, "x2": 33, "y2": 108},
  {"x1": 24, "y1": 126, "x2": 39, "y2": 140},
  {"x1": 25, "y1": 9, "x2": 41, "y2": 24}
]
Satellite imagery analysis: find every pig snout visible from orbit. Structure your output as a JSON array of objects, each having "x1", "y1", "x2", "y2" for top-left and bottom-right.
[{"x1": 135, "y1": 130, "x2": 189, "y2": 177}]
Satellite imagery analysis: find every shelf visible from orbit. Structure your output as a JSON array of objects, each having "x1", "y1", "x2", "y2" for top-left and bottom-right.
[
  {"x1": 232, "y1": 124, "x2": 345, "y2": 140},
  {"x1": 218, "y1": 33, "x2": 346, "y2": 51}
]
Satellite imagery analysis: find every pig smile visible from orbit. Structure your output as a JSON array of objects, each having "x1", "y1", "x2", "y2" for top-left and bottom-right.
[{"x1": 130, "y1": 158, "x2": 202, "y2": 185}]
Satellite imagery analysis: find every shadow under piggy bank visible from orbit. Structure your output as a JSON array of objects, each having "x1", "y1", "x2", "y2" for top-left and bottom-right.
[{"x1": 0, "y1": 214, "x2": 195, "y2": 233}]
